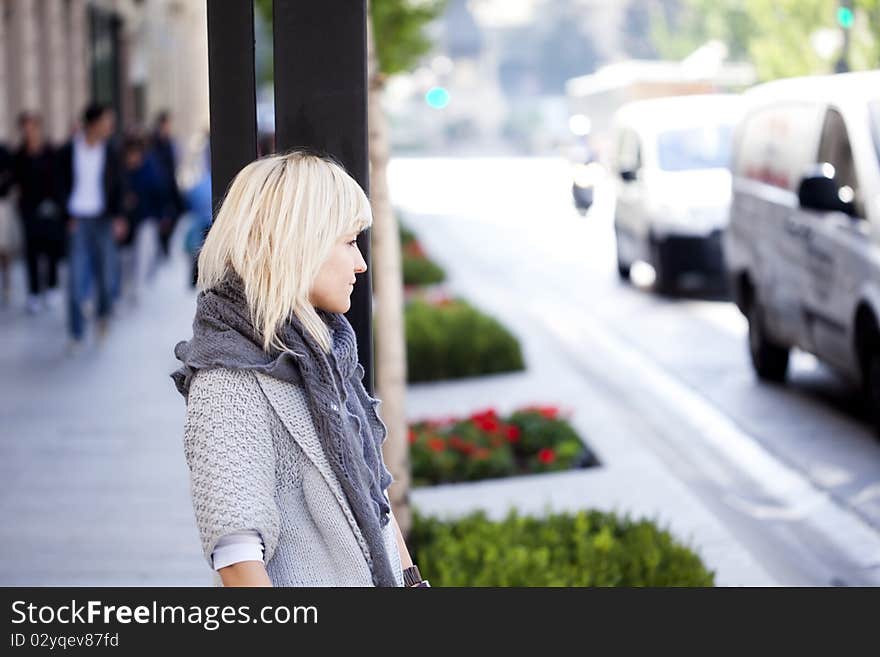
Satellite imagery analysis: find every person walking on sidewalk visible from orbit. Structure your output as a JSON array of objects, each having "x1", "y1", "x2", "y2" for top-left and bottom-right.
[
  {"x1": 0, "y1": 142, "x2": 19, "y2": 306},
  {"x1": 13, "y1": 112, "x2": 64, "y2": 314},
  {"x1": 171, "y1": 151, "x2": 419, "y2": 587},
  {"x1": 119, "y1": 134, "x2": 165, "y2": 304},
  {"x1": 183, "y1": 145, "x2": 212, "y2": 289},
  {"x1": 56, "y1": 103, "x2": 126, "y2": 349},
  {"x1": 149, "y1": 111, "x2": 184, "y2": 263}
]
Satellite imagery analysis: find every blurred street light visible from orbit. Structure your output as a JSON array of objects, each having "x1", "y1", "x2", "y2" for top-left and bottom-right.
[
  {"x1": 810, "y1": 28, "x2": 843, "y2": 61},
  {"x1": 569, "y1": 113, "x2": 591, "y2": 136},
  {"x1": 837, "y1": 4, "x2": 854, "y2": 29},
  {"x1": 835, "y1": 0, "x2": 853, "y2": 73},
  {"x1": 425, "y1": 86, "x2": 450, "y2": 109}
]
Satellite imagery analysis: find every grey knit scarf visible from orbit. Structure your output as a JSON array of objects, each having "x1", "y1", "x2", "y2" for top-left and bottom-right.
[{"x1": 171, "y1": 272, "x2": 397, "y2": 587}]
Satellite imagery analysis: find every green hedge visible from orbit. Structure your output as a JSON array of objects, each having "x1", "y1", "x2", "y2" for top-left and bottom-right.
[
  {"x1": 403, "y1": 252, "x2": 446, "y2": 286},
  {"x1": 410, "y1": 406, "x2": 597, "y2": 485},
  {"x1": 399, "y1": 219, "x2": 446, "y2": 286},
  {"x1": 399, "y1": 222, "x2": 417, "y2": 246},
  {"x1": 410, "y1": 509, "x2": 715, "y2": 587},
  {"x1": 405, "y1": 299, "x2": 525, "y2": 383}
]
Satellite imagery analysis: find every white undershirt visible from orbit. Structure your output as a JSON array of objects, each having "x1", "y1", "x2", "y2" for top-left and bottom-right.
[
  {"x1": 211, "y1": 530, "x2": 265, "y2": 571},
  {"x1": 67, "y1": 134, "x2": 106, "y2": 218}
]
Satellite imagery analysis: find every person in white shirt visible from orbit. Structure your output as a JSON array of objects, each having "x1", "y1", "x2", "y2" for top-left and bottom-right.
[{"x1": 56, "y1": 104, "x2": 126, "y2": 349}]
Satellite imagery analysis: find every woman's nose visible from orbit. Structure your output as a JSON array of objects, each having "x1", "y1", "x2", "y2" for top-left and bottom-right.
[{"x1": 354, "y1": 250, "x2": 367, "y2": 273}]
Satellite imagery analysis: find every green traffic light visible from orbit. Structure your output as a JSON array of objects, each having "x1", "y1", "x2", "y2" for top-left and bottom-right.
[
  {"x1": 837, "y1": 6, "x2": 854, "y2": 29},
  {"x1": 425, "y1": 87, "x2": 450, "y2": 109}
]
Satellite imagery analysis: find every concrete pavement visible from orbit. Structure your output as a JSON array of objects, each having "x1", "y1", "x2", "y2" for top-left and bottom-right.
[{"x1": 0, "y1": 245, "x2": 208, "y2": 585}]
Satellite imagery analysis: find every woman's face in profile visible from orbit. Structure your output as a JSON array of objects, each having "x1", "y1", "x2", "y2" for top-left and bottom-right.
[{"x1": 309, "y1": 231, "x2": 368, "y2": 313}]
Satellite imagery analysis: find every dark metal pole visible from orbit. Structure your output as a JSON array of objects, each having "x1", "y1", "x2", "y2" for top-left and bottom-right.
[
  {"x1": 206, "y1": 0, "x2": 258, "y2": 216},
  {"x1": 272, "y1": 1, "x2": 374, "y2": 393}
]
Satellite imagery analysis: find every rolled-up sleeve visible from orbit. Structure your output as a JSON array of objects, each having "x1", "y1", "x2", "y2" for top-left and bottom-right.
[
  {"x1": 183, "y1": 368, "x2": 281, "y2": 567},
  {"x1": 212, "y1": 530, "x2": 265, "y2": 570}
]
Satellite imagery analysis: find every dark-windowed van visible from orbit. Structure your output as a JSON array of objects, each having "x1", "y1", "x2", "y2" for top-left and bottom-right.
[{"x1": 724, "y1": 71, "x2": 880, "y2": 432}]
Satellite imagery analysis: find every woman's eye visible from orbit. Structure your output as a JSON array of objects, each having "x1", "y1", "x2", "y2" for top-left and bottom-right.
[{"x1": 349, "y1": 239, "x2": 358, "y2": 246}]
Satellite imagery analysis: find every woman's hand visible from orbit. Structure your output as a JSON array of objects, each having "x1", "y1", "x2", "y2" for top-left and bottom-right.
[{"x1": 218, "y1": 561, "x2": 272, "y2": 587}]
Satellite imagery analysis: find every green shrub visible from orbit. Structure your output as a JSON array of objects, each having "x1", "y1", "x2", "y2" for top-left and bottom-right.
[
  {"x1": 410, "y1": 509, "x2": 715, "y2": 587},
  {"x1": 399, "y1": 220, "x2": 446, "y2": 286},
  {"x1": 399, "y1": 222, "x2": 417, "y2": 246},
  {"x1": 410, "y1": 406, "x2": 597, "y2": 485},
  {"x1": 405, "y1": 299, "x2": 525, "y2": 383},
  {"x1": 403, "y1": 252, "x2": 446, "y2": 286}
]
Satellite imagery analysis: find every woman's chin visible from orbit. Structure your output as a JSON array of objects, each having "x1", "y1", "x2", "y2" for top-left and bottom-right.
[{"x1": 314, "y1": 299, "x2": 349, "y2": 314}]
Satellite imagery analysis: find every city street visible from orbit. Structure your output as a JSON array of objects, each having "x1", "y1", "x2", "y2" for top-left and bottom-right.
[
  {"x1": 1, "y1": 0, "x2": 878, "y2": 616},
  {"x1": 2, "y1": 156, "x2": 879, "y2": 586},
  {"x1": 391, "y1": 156, "x2": 880, "y2": 586}
]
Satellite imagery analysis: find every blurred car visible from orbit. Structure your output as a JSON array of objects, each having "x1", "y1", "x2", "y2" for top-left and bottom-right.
[
  {"x1": 724, "y1": 71, "x2": 880, "y2": 431},
  {"x1": 571, "y1": 160, "x2": 602, "y2": 214},
  {"x1": 610, "y1": 95, "x2": 742, "y2": 293}
]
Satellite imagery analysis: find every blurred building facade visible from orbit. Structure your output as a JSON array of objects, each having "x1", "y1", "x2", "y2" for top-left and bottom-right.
[{"x1": 0, "y1": 0, "x2": 208, "y2": 161}]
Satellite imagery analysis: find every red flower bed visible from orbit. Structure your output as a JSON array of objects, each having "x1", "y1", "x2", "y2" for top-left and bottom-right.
[{"x1": 409, "y1": 404, "x2": 598, "y2": 486}]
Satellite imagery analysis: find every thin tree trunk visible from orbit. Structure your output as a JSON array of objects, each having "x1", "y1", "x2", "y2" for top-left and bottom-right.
[{"x1": 367, "y1": 9, "x2": 411, "y2": 535}]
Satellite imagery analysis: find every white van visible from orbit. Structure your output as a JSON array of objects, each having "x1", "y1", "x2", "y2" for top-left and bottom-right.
[
  {"x1": 724, "y1": 71, "x2": 880, "y2": 430},
  {"x1": 611, "y1": 95, "x2": 742, "y2": 293}
]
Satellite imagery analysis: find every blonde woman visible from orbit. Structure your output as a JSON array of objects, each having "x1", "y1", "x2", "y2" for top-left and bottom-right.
[{"x1": 172, "y1": 151, "x2": 417, "y2": 587}]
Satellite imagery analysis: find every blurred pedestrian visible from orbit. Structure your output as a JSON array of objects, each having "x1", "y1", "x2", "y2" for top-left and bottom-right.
[
  {"x1": 150, "y1": 111, "x2": 184, "y2": 261},
  {"x1": 13, "y1": 112, "x2": 64, "y2": 314},
  {"x1": 171, "y1": 151, "x2": 416, "y2": 587},
  {"x1": 0, "y1": 143, "x2": 17, "y2": 306},
  {"x1": 184, "y1": 141, "x2": 212, "y2": 288},
  {"x1": 120, "y1": 134, "x2": 164, "y2": 304},
  {"x1": 56, "y1": 103, "x2": 125, "y2": 349}
]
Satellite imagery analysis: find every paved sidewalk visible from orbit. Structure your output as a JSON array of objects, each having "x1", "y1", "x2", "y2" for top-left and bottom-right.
[{"x1": 0, "y1": 247, "x2": 209, "y2": 585}]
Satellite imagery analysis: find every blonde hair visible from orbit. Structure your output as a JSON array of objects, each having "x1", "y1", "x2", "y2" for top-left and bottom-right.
[{"x1": 197, "y1": 150, "x2": 372, "y2": 354}]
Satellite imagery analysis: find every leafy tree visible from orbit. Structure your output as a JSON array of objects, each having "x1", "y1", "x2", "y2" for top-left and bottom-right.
[
  {"x1": 744, "y1": 0, "x2": 836, "y2": 80},
  {"x1": 372, "y1": 0, "x2": 445, "y2": 78},
  {"x1": 650, "y1": 0, "x2": 756, "y2": 62},
  {"x1": 255, "y1": 0, "x2": 444, "y2": 79},
  {"x1": 649, "y1": 0, "x2": 880, "y2": 80},
  {"x1": 850, "y1": 0, "x2": 880, "y2": 70}
]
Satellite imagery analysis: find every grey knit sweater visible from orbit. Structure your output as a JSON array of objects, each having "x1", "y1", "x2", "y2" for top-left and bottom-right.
[{"x1": 183, "y1": 366, "x2": 405, "y2": 587}]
